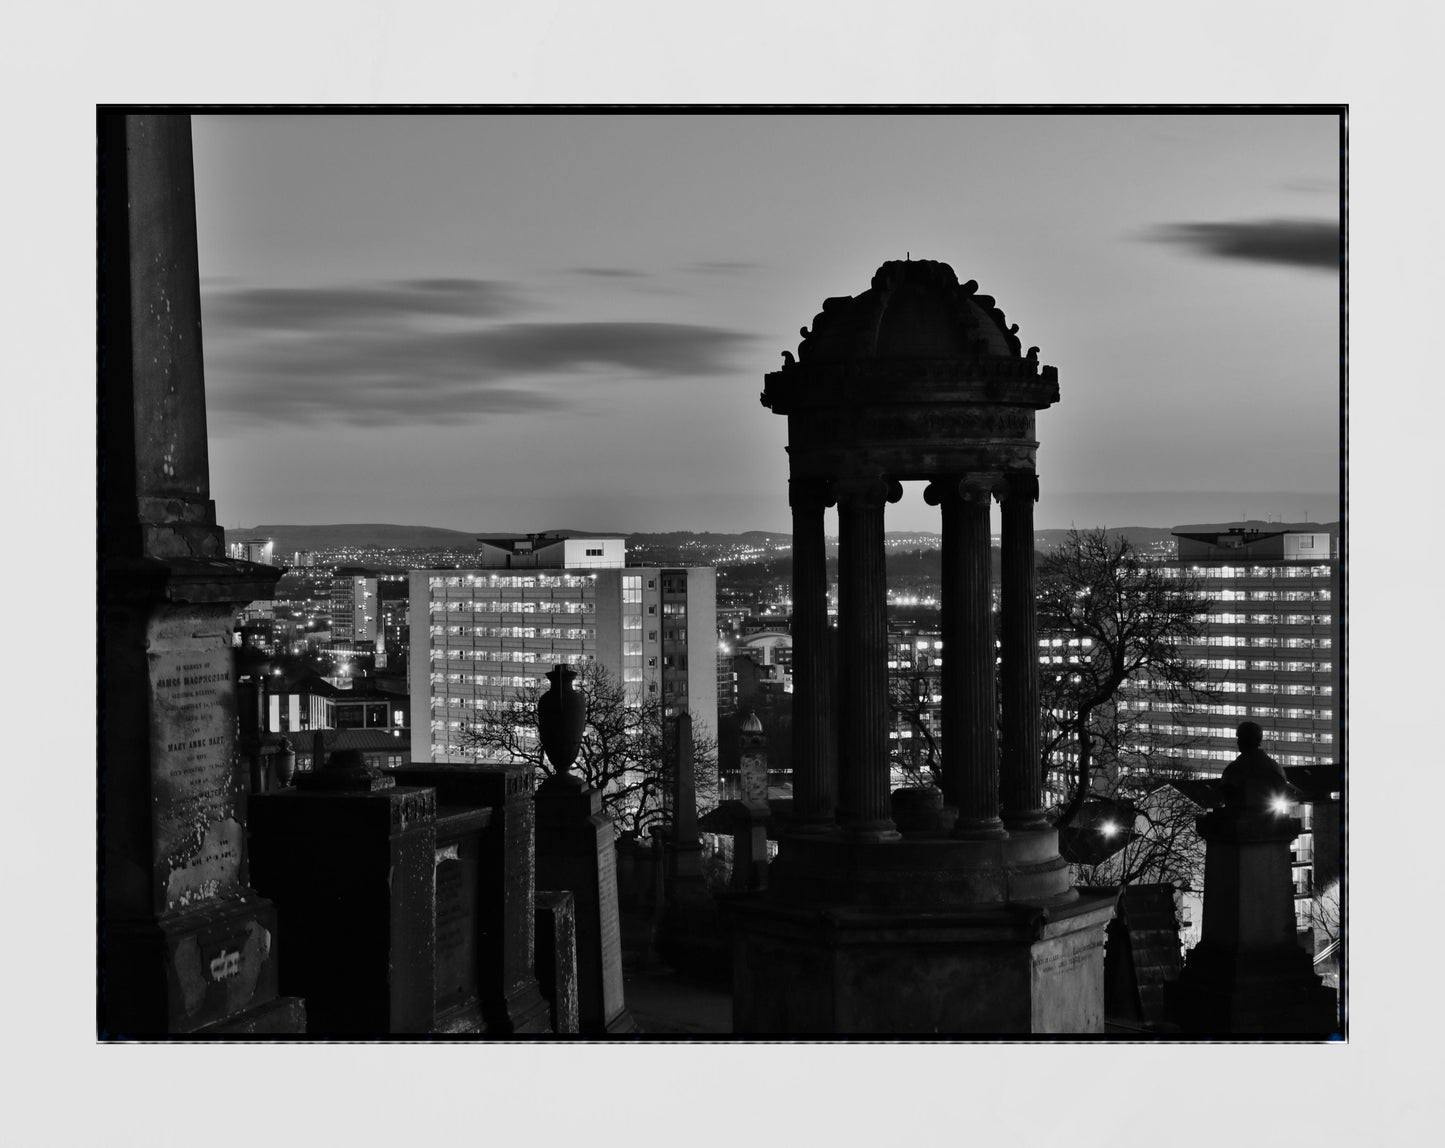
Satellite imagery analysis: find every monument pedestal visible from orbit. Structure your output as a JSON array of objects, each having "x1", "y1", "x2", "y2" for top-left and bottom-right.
[
  {"x1": 102, "y1": 564, "x2": 304, "y2": 1036},
  {"x1": 1167, "y1": 802, "x2": 1338, "y2": 1035},
  {"x1": 534, "y1": 774, "x2": 636, "y2": 1034},
  {"x1": 730, "y1": 830, "x2": 1114, "y2": 1034}
]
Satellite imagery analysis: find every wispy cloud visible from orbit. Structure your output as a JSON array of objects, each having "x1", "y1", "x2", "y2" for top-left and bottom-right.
[
  {"x1": 571, "y1": 267, "x2": 648, "y2": 279},
  {"x1": 203, "y1": 278, "x2": 526, "y2": 331},
  {"x1": 202, "y1": 280, "x2": 756, "y2": 431},
  {"x1": 1145, "y1": 218, "x2": 1339, "y2": 271}
]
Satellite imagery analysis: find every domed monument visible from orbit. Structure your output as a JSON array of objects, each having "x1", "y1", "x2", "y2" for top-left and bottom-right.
[{"x1": 731, "y1": 258, "x2": 1116, "y2": 1033}]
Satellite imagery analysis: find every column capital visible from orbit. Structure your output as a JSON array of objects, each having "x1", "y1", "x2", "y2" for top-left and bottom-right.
[
  {"x1": 833, "y1": 475, "x2": 901, "y2": 509},
  {"x1": 997, "y1": 472, "x2": 1040, "y2": 503},
  {"x1": 923, "y1": 474, "x2": 1003, "y2": 506},
  {"x1": 789, "y1": 476, "x2": 836, "y2": 510}
]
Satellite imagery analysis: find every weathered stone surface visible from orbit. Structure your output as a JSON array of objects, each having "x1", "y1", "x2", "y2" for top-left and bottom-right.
[
  {"x1": 534, "y1": 891, "x2": 580, "y2": 1034},
  {"x1": 768, "y1": 831, "x2": 1074, "y2": 910},
  {"x1": 102, "y1": 895, "x2": 287, "y2": 1036},
  {"x1": 730, "y1": 891, "x2": 1114, "y2": 1034}
]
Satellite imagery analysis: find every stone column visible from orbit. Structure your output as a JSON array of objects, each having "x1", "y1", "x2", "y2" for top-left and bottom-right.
[
  {"x1": 667, "y1": 713, "x2": 704, "y2": 886},
  {"x1": 999, "y1": 473, "x2": 1049, "y2": 829},
  {"x1": 99, "y1": 114, "x2": 303, "y2": 1035},
  {"x1": 834, "y1": 476, "x2": 900, "y2": 841},
  {"x1": 927, "y1": 476, "x2": 1005, "y2": 840},
  {"x1": 788, "y1": 477, "x2": 837, "y2": 830}
]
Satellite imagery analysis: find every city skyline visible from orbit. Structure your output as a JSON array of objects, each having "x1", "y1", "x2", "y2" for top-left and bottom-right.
[{"x1": 193, "y1": 112, "x2": 1340, "y2": 535}]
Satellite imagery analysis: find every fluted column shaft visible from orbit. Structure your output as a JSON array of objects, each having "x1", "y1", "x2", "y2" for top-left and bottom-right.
[
  {"x1": 930, "y1": 476, "x2": 1006, "y2": 839},
  {"x1": 1000, "y1": 473, "x2": 1049, "y2": 829},
  {"x1": 835, "y1": 476, "x2": 899, "y2": 841},
  {"x1": 789, "y1": 477, "x2": 836, "y2": 829}
]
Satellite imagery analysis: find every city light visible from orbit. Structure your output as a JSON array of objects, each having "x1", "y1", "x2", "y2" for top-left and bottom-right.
[
  {"x1": 1270, "y1": 795, "x2": 1291, "y2": 815},
  {"x1": 1101, "y1": 821, "x2": 1119, "y2": 837}
]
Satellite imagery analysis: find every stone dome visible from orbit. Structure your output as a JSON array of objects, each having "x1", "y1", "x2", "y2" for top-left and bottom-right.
[
  {"x1": 741, "y1": 712, "x2": 764, "y2": 733},
  {"x1": 794, "y1": 258, "x2": 1027, "y2": 364}
]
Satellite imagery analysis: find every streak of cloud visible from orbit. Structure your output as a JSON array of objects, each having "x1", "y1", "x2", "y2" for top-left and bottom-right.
[
  {"x1": 202, "y1": 280, "x2": 756, "y2": 431},
  {"x1": 571, "y1": 267, "x2": 647, "y2": 279},
  {"x1": 1146, "y1": 218, "x2": 1339, "y2": 271},
  {"x1": 202, "y1": 278, "x2": 527, "y2": 331}
]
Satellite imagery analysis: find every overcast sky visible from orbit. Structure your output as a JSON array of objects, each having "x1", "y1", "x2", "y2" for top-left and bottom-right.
[{"x1": 192, "y1": 112, "x2": 1340, "y2": 534}]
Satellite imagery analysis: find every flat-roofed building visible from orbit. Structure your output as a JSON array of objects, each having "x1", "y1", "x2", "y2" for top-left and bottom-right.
[
  {"x1": 409, "y1": 535, "x2": 717, "y2": 765},
  {"x1": 1125, "y1": 523, "x2": 1340, "y2": 775}
]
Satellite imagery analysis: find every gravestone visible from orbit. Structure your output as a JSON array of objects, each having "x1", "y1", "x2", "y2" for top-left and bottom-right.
[
  {"x1": 433, "y1": 805, "x2": 492, "y2": 1031},
  {"x1": 249, "y1": 753, "x2": 438, "y2": 1035},
  {"x1": 534, "y1": 891, "x2": 580, "y2": 1034},
  {"x1": 99, "y1": 113, "x2": 302, "y2": 1035},
  {"x1": 389, "y1": 763, "x2": 551, "y2": 1035}
]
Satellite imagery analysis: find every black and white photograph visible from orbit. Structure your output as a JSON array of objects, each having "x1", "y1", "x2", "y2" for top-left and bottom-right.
[{"x1": 96, "y1": 108, "x2": 1344, "y2": 1040}]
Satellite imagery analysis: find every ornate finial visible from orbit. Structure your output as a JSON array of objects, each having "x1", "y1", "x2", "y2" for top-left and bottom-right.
[{"x1": 781, "y1": 350, "x2": 795, "y2": 366}]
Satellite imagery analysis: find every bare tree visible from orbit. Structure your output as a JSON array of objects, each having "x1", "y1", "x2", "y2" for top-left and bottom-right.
[
  {"x1": 1036, "y1": 528, "x2": 1218, "y2": 830},
  {"x1": 887, "y1": 673, "x2": 942, "y2": 791},
  {"x1": 1067, "y1": 772, "x2": 1209, "y2": 894},
  {"x1": 458, "y1": 661, "x2": 718, "y2": 839}
]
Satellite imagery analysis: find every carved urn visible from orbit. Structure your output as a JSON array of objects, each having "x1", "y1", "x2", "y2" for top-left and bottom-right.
[{"x1": 537, "y1": 664, "x2": 586, "y2": 773}]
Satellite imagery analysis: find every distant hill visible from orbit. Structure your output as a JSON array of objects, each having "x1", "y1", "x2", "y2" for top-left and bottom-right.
[{"x1": 225, "y1": 524, "x2": 631, "y2": 552}]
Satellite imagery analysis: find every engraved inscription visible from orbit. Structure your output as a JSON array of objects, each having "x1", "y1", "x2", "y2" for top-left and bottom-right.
[
  {"x1": 148, "y1": 635, "x2": 244, "y2": 913},
  {"x1": 209, "y1": 949, "x2": 242, "y2": 981}
]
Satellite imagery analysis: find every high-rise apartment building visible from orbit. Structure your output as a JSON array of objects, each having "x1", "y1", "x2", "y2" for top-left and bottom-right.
[
  {"x1": 1127, "y1": 523, "x2": 1341, "y2": 773},
  {"x1": 330, "y1": 570, "x2": 379, "y2": 649},
  {"x1": 409, "y1": 535, "x2": 717, "y2": 765}
]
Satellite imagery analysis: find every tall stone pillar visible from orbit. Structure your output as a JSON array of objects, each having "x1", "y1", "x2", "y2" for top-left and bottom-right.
[
  {"x1": 834, "y1": 476, "x2": 899, "y2": 841},
  {"x1": 788, "y1": 477, "x2": 836, "y2": 830},
  {"x1": 928, "y1": 476, "x2": 1005, "y2": 840},
  {"x1": 999, "y1": 472, "x2": 1049, "y2": 830},
  {"x1": 100, "y1": 114, "x2": 303, "y2": 1035}
]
